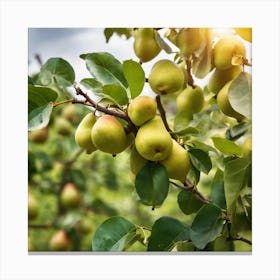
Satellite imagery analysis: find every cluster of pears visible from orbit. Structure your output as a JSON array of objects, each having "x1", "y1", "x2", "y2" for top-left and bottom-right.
[
  {"x1": 128, "y1": 96, "x2": 190, "y2": 183},
  {"x1": 75, "y1": 112, "x2": 129, "y2": 155}
]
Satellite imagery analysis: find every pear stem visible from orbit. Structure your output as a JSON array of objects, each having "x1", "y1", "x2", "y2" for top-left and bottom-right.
[
  {"x1": 155, "y1": 95, "x2": 177, "y2": 140},
  {"x1": 186, "y1": 59, "x2": 195, "y2": 88}
]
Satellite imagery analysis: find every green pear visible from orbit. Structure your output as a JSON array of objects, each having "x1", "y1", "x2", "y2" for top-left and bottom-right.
[
  {"x1": 208, "y1": 66, "x2": 242, "y2": 94},
  {"x1": 60, "y1": 182, "x2": 81, "y2": 208},
  {"x1": 242, "y1": 136, "x2": 252, "y2": 158},
  {"x1": 217, "y1": 81, "x2": 245, "y2": 121},
  {"x1": 91, "y1": 115, "x2": 128, "y2": 155},
  {"x1": 29, "y1": 127, "x2": 48, "y2": 143},
  {"x1": 160, "y1": 139, "x2": 190, "y2": 182},
  {"x1": 130, "y1": 146, "x2": 148, "y2": 174},
  {"x1": 49, "y1": 230, "x2": 69, "y2": 251},
  {"x1": 133, "y1": 28, "x2": 161, "y2": 62},
  {"x1": 128, "y1": 96, "x2": 157, "y2": 126},
  {"x1": 28, "y1": 192, "x2": 39, "y2": 220},
  {"x1": 61, "y1": 104, "x2": 79, "y2": 124},
  {"x1": 135, "y1": 116, "x2": 172, "y2": 161},
  {"x1": 75, "y1": 217, "x2": 93, "y2": 235},
  {"x1": 54, "y1": 116, "x2": 72, "y2": 136},
  {"x1": 213, "y1": 35, "x2": 246, "y2": 70},
  {"x1": 176, "y1": 85, "x2": 205, "y2": 114},
  {"x1": 75, "y1": 113, "x2": 97, "y2": 154},
  {"x1": 148, "y1": 60, "x2": 185, "y2": 95},
  {"x1": 176, "y1": 28, "x2": 203, "y2": 58}
]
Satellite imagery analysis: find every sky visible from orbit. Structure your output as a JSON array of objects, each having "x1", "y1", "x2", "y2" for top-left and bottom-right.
[
  {"x1": 28, "y1": 28, "x2": 251, "y2": 96},
  {"x1": 28, "y1": 28, "x2": 173, "y2": 97}
]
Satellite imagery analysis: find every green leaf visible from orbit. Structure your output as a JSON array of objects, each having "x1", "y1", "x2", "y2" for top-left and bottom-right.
[
  {"x1": 187, "y1": 163, "x2": 200, "y2": 185},
  {"x1": 154, "y1": 31, "x2": 172, "y2": 54},
  {"x1": 226, "y1": 121, "x2": 250, "y2": 141},
  {"x1": 192, "y1": 40, "x2": 213, "y2": 79},
  {"x1": 228, "y1": 72, "x2": 251, "y2": 119},
  {"x1": 104, "y1": 28, "x2": 133, "y2": 43},
  {"x1": 189, "y1": 140, "x2": 217, "y2": 153},
  {"x1": 224, "y1": 157, "x2": 250, "y2": 220},
  {"x1": 28, "y1": 84, "x2": 58, "y2": 114},
  {"x1": 123, "y1": 60, "x2": 145, "y2": 99},
  {"x1": 177, "y1": 190, "x2": 203, "y2": 215},
  {"x1": 28, "y1": 76, "x2": 34, "y2": 85},
  {"x1": 135, "y1": 162, "x2": 169, "y2": 208},
  {"x1": 148, "y1": 217, "x2": 190, "y2": 251},
  {"x1": 102, "y1": 84, "x2": 128, "y2": 105},
  {"x1": 190, "y1": 204, "x2": 224, "y2": 249},
  {"x1": 92, "y1": 217, "x2": 136, "y2": 251},
  {"x1": 82, "y1": 52, "x2": 128, "y2": 88},
  {"x1": 173, "y1": 111, "x2": 193, "y2": 131},
  {"x1": 28, "y1": 103, "x2": 53, "y2": 131},
  {"x1": 210, "y1": 182, "x2": 226, "y2": 209},
  {"x1": 212, "y1": 137, "x2": 242, "y2": 156},
  {"x1": 38, "y1": 57, "x2": 75, "y2": 87},
  {"x1": 80, "y1": 78, "x2": 103, "y2": 93},
  {"x1": 188, "y1": 148, "x2": 212, "y2": 174}
]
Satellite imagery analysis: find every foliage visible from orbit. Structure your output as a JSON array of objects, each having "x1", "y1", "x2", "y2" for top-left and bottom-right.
[{"x1": 28, "y1": 27, "x2": 252, "y2": 252}]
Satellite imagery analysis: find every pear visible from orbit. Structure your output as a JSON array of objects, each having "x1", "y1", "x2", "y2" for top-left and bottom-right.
[
  {"x1": 217, "y1": 81, "x2": 245, "y2": 121},
  {"x1": 176, "y1": 85, "x2": 205, "y2": 114},
  {"x1": 91, "y1": 115, "x2": 128, "y2": 155},
  {"x1": 242, "y1": 136, "x2": 252, "y2": 158},
  {"x1": 28, "y1": 192, "x2": 39, "y2": 220},
  {"x1": 160, "y1": 140, "x2": 190, "y2": 182},
  {"x1": 235, "y1": 28, "x2": 252, "y2": 43},
  {"x1": 176, "y1": 28, "x2": 203, "y2": 58},
  {"x1": 208, "y1": 66, "x2": 242, "y2": 94},
  {"x1": 60, "y1": 182, "x2": 81, "y2": 208},
  {"x1": 148, "y1": 60, "x2": 185, "y2": 95},
  {"x1": 49, "y1": 230, "x2": 69, "y2": 251},
  {"x1": 135, "y1": 116, "x2": 172, "y2": 161},
  {"x1": 75, "y1": 113, "x2": 97, "y2": 154},
  {"x1": 213, "y1": 36, "x2": 246, "y2": 70},
  {"x1": 61, "y1": 104, "x2": 79, "y2": 124},
  {"x1": 133, "y1": 28, "x2": 161, "y2": 62},
  {"x1": 54, "y1": 116, "x2": 72, "y2": 136},
  {"x1": 130, "y1": 146, "x2": 148, "y2": 174},
  {"x1": 128, "y1": 96, "x2": 157, "y2": 126},
  {"x1": 29, "y1": 127, "x2": 48, "y2": 143},
  {"x1": 76, "y1": 217, "x2": 93, "y2": 235}
]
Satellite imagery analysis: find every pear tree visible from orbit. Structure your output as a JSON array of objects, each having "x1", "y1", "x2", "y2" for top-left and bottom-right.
[{"x1": 28, "y1": 27, "x2": 252, "y2": 252}]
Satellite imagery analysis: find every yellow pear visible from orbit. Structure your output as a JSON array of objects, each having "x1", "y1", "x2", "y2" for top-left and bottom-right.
[
  {"x1": 160, "y1": 139, "x2": 190, "y2": 182},
  {"x1": 217, "y1": 81, "x2": 245, "y2": 121},
  {"x1": 242, "y1": 136, "x2": 252, "y2": 158},
  {"x1": 176, "y1": 85, "x2": 205, "y2": 114},
  {"x1": 176, "y1": 28, "x2": 203, "y2": 57},
  {"x1": 91, "y1": 115, "x2": 128, "y2": 155},
  {"x1": 75, "y1": 113, "x2": 97, "y2": 154},
  {"x1": 235, "y1": 28, "x2": 252, "y2": 42},
  {"x1": 148, "y1": 60, "x2": 185, "y2": 95},
  {"x1": 28, "y1": 192, "x2": 39, "y2": 220},
  {"x1": 135, "y1": 116, "x2": 172, "y2": 161},
  {"x1": 61, "y1": 104, "x2": 79, "y2": 124},
  {"x1": 49, "y1": 230, "x2": 69, "y2": 251},
  {"x1": 128, "y1": 96, "x2": 157, "y2": 126},
  {"x1": 60, "y1": 182, "x2": 81, "y2": 208},
  {"x1": 29, "y1": 127, "x2": 48, "y2": 143},
  {"x1": 213, "y1": 36, "x2": 246, "y2": 70},
  {"x1": 133, "y1": 28, "x2": 161, "y2": 62},
  {"x1": 208, "y1": 66, "x2": 242, "y2": 94},
  {"x1": 130, "y1": 146, "x2": 148, "y2": 174}
]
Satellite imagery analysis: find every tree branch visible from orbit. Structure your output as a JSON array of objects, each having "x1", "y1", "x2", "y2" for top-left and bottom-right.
[
  {"x1": 155, "y1": 95, "x2": 177, "y2": 140},
  {"x1": 186, "y1": 59, "x2": 195, "y2": 88},
  {"x1": 74, "y1": 85, "x2": 138, "y2": 135}
]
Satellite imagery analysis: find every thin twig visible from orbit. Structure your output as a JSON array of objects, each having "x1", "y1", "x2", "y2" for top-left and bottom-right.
[
  {"x1": 155, "y1": 95, "x2": 177, "y2": 140},
  {"x1": 186, "y1": 59, "x2": 195, "y2": 88}
]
